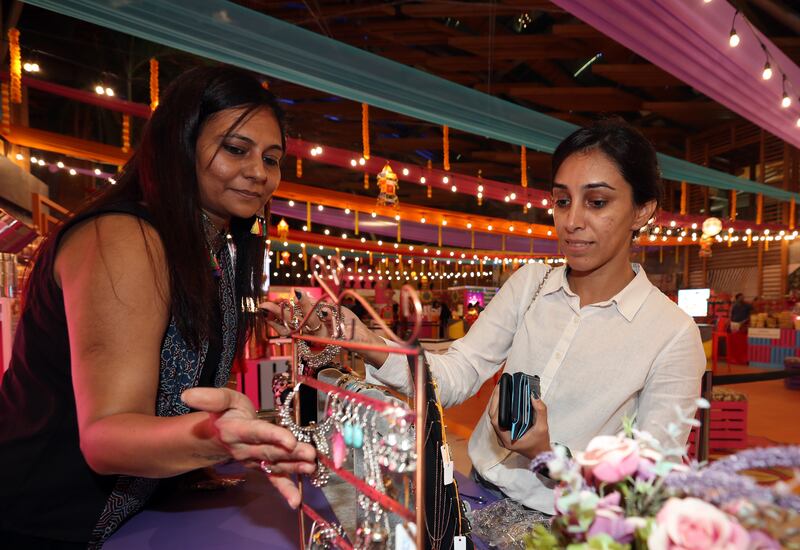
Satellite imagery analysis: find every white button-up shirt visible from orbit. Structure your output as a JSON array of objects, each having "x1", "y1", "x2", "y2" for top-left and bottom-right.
[{"x1": 367, "y1": 263, "x2": 706, "y2": 512}]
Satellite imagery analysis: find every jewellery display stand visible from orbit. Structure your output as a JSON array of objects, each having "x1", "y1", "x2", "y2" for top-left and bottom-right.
[{"x1": 280, "y1": 256, "x2": 427, "y2": 550}]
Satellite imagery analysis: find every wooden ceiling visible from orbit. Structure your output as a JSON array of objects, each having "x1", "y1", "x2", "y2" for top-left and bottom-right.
[
  {"x1": 13, "y1": 0, "x2": 800, "y2": 221},
  {"x1": 224, "y1": 0, "x2": 800, "y2": 222}
]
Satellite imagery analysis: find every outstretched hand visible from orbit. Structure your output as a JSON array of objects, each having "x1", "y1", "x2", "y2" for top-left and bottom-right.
[{"x1": 182, "y1": 387, "x2": 316, "y2": 508}]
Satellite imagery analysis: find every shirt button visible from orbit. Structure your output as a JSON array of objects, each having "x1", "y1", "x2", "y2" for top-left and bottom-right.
[
  {"x1": 572, "y1": 316, "x2": 579, "y2": 324},
  {"x1": 555, "y1": 352, "x2": 562, "y2": 360}
]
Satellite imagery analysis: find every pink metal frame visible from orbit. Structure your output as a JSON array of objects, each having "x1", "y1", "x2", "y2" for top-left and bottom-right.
[{"x1": 280, "y1": 254, "x2": 426, "y2": 550}]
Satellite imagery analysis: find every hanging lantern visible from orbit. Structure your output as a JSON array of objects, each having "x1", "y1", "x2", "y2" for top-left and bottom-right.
[
  {"x1": 280, "y1": 250, "x2": 291, "y2": 265},
  {"x1": 277, "y1": 217, "x2": 289, "y2": 241},
  {"x1": 296, "y1": 157, "x2": 302, "y2": 178},
  {"x1": 364, "y1": 172, "x2": 369, "y2": 190},
  {"x1": 149, "y1": 58, "x2": 159, "y2": 110},
  {"x1": 8, "y1": 28, "x2": 21, "y2": 104},
  {"x1": 376, "y1": 163, "x2": 399, "y2": 208},
  {"x1": 702, "y1": 217, "x2": 723, "y2": 237}
]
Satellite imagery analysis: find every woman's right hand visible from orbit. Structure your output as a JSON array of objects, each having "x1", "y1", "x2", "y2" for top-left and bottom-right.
[{"x1": 182, "y1": 387, "x2": 316, "y2": 508}]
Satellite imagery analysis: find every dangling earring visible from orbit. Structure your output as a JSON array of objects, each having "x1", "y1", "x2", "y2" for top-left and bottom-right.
[
  {"x1": 250, "y1": 202, "x2": 270, "y2": 238},
  {"x1": 250, "y1": 216, "x2": 267, "y2": 237}
]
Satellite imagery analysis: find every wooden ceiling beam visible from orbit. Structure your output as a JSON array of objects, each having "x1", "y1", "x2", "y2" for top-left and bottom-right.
[
  {"x1": 592, "y1": 64, "x2": 685, "y2": 87},
  {"x1": 448, "y1": 35, "x2": 594, "y2": 59},
  {"x1": 401, "y1": 4, "x2": 525, "y2": 18},
  {"x1": 503, "y1": 86, "x2": 643, "y2": 112}
]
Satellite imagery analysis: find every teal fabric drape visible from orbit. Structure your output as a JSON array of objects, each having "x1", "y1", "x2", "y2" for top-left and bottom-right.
[{"x1": 26, "y1": 0, "x2": 800, "y2": 202}]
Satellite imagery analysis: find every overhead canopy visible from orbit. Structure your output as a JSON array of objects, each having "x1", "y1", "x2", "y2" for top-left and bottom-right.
[{"x1": 25, "y1": 0, "x2": 800, "y2": 202}]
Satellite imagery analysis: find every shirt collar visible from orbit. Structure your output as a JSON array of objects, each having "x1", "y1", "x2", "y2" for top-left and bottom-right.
[{"x1": 542, "y1": 263, "x2": 653, "y2": 322}]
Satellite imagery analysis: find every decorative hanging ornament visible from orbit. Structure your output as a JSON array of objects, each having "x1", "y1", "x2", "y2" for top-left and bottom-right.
[
  {"x1": 250, "y1": 216, "x2": 268, "y2": 237},
  {"x1": 277, "y1": 217, "x2": 289, "y2": 241},
  {"x1": 8, "y1": 28, "x2": 21, "y2": 104},
  {"x1": 149, "y1": 58, "x2": 159, "y2": 111},
  {"x1": 477, "y1": 169, "x2": 483, "y2": 206},
  {"x1": 280, "y1": 250, "x2": 291, "y2": 265},
  {"x1": 364, "y1": 172, "x2": 369, "y2": 190},
  {"x1": 296, "y1": 156, "x2": 302, "y2": 178},
  {"x1": 376, "y1": 163, "x2": 399, "y2": 208}
]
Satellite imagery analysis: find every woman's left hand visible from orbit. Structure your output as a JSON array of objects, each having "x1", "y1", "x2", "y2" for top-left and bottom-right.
[{"x1": 488, "y1": 384, "x2": 552, "y2": 460}]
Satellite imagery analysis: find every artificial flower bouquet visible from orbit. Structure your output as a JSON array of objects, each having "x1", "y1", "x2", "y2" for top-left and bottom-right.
[{"x1": 526, "y1": 402, "x2": 800, "y2": 549}]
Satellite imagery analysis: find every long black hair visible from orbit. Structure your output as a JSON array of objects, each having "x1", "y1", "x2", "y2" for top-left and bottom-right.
[{"x1": 28, "y1": 65, "x2": 286, "y2": 351}]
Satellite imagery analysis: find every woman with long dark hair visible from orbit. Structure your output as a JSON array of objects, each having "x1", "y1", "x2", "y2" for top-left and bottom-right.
[
  {"x1": 272, "y1": 119, "x2": 706, "y2": 513},
  {"x1": 0, "y1": 66, "x2": 315, "y2": 548}
]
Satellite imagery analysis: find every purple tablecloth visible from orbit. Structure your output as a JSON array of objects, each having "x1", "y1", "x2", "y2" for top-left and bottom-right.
[{"x1": 105, "y1": 467, "x2": 498, "y2": 549}]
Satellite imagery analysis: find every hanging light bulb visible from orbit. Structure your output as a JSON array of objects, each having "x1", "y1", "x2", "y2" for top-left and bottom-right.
[
  {"x1": 781, "y1": 75, "x2": 792, "y2": 108},
  {"x1": 729, "y1": 10, "x2": 740, "y2": 48},
  {"x1": 762, "y1": 61, "x2": 773, "y2": 81}
]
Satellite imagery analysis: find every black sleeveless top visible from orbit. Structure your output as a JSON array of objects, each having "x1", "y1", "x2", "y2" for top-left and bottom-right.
[{"x1": 0, "y1": 202, "x2": 238, "y2": 547}]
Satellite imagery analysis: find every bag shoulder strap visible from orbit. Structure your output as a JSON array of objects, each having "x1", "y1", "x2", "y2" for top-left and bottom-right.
[{"x1": 524, "y1": 266, "x2": 553, "y2": 316}]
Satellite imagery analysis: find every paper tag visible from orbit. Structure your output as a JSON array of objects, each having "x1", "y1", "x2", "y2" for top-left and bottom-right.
[
  {"x1": 440, "y1": 444, "x2": 451, "y2": 463},
  {"x1": 443, "y1": 460, "x2": 454, "y2": 485},
  {"x1": 395, "y1": 522, "x2": 417, "y2": 550},
  {"x1": 454, "y1": 535, "x2": 467, "y2": 550}
]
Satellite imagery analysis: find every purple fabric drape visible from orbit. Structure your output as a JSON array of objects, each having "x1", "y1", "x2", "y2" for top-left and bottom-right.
[{"x1": 552, "y1": 0, "x2": 800, "y2": 150}]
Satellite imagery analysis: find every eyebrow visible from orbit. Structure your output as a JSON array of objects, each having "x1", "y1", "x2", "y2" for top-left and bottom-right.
[
  {"x1": 552, "y1": 182, "x2": 616, "y2": 191},
  {"x1": 226, "y1": 133, "x2": 283, "y2": 153}
]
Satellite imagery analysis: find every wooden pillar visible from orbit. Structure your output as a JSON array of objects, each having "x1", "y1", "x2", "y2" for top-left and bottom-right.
[
  {"x1": 757, "y1": 241, "x2": 764, "y2": 297},
  {"x1": 681, "y1": 137, "x2": 690, "y2": 215},
  {"x1": 683, "y1": 246, "x2": 690, "y2": 288},
  {"x1": 701, "y1": 255, "x2": 708, "y2": 287},
  {"x1": 781, "y1": 238, "x2": 789, "y2": 296},
  {"x1": 703, "y1": 143, "x2": 710, "y2": 214},
  {"x1": 730, "y1": 190, "x2": 737, "y2": 221}
]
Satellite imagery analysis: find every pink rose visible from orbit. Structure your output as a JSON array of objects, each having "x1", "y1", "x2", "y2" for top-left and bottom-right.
[
  {"x1": 648, "y1": 497, "x2": 750, "y2": 550},
  {"x1": 587, "y1": 492, "x2": 637, "y2": 544},
  {"x1": 575, "y1": 435, "x2": 640, "y2": 483}
]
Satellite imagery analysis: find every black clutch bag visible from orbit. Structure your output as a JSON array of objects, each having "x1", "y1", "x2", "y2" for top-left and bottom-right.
[{"x1": 497, "y1": 372, "x2": 541, "y2": 441}]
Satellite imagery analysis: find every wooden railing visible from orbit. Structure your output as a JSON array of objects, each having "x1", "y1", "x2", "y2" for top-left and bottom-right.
[{"x1": 31, "y1": 193, "x2": 71, "y2": 235}]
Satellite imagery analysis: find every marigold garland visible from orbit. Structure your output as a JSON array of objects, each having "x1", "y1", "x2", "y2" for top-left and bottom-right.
[
  {"x1": 443, "y1": 125, "x2": 450, "y2": 171},
  {"x1": 8, "y1": 29, "x2": 21, "y2": 104},
  {"x1": 149, "y1": 58, "x2": 159, "y2": 111},
  {"x1": 361, "y1": 103, "x2": 370, "y2": 160},
  {"x1": 122, "y1": 114, "x2": 131, "y2": 153}
]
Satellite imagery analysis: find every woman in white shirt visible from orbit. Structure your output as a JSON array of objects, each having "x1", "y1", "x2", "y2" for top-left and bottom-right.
[{"x1": 264, "y1": 119, "x2": 706, "y2": 512}]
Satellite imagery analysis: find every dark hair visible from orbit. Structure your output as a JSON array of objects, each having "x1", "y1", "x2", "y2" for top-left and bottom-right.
[
  {"x1": 29, "y1": 65, "x2": 286, "y2": 351},
  {"x1": 552, "y1": 118, "x2": 662, "y2": 209}
]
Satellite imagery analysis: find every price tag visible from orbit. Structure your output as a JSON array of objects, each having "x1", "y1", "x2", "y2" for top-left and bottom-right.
[
  {"x1": 440, "y1": 444, "x2": 451, "y2": 463},
  {"x1": 396, "y1": 522, "x2": 417, "y2": 550},
  {"x1": 454, "y1": 535, "x2": 467, "y2": 550},
  {"x1": 443, "y1": 460, "x2": 454, "y2": 485}
]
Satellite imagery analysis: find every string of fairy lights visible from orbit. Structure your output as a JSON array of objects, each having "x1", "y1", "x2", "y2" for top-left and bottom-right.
[{"x1": 704, "y1": 0, "x2": 800, "y2": 127}]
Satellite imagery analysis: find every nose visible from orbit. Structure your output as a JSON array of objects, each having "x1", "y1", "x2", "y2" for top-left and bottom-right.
[
  {"x1": 564, "y1": 201, "x2": 586, "y2": 232},
  {"x1": 243, "y1": 156, "x2": 268, "y2": 184}
]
